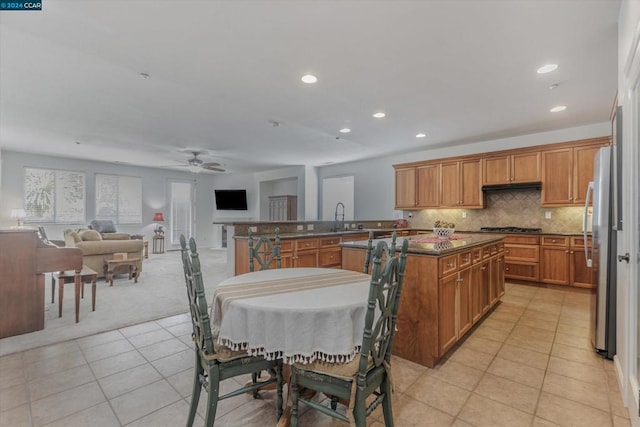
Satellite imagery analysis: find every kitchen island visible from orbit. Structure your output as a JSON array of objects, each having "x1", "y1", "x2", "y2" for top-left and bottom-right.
[{"x1": 342, "y1": 233, "x2": 505, "y2": 368}]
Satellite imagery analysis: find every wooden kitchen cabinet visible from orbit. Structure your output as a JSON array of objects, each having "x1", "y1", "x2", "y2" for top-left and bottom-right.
[
  {"x1": 570, "y1": 236, "x2": 595, "y2": 288},
  {"x1": 318, "y1": 236, "x2": 342, "y2": 268},
  {"x1": 417, "y1": 164, "x2": 440, "y2": 207},
  {"x1": 293, "y1": 238, "x2": 319, "y2": 267},
  {"x1": 439, "y1": 250, "x2": 473, "y2": 356},
  {"x1": 395, "y1": 167, "x2": 417, "y2": 209},
  {"x1": 490, "y1": 254, "x2": 505, "y2": 303},
  {"x1": 441, "y1": 158, "x2": 483, "y2": 208},
  {"x1": 541, "y1": 144, "x2": 600, "y2": 206},
  {"x1": 504, "y1": 235, "x2": 540, "y2": 282},
  {"x1": 540, "y1": 236, "x2": 570, "y2": 285},
  {"x1": 482, "y1": 151, "x2": 541, "y2": 185},
  {"x1": 268, "y1": 195, "x2": 297, "y2": 221}
]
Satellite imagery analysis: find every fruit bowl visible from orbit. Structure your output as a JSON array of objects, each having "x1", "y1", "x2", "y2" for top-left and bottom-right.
[{"x1": 433, "y1": 227, "x2": 455, "y2": 240}]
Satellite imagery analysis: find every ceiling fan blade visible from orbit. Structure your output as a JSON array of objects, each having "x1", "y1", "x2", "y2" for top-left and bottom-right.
[
  {"x1": 202, "y1": 164, "x2": 225, "y2": 172},
  {"x1": 201, "y1": 161, "x2": 221, "y2": 167}
]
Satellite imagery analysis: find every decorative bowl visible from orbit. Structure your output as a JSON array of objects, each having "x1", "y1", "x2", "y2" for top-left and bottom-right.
[{"x1": 433, "y1": 227, "x2": 455, "y2": 240}]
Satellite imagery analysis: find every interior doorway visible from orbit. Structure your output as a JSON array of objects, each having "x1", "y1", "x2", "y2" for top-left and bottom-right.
[{"x1": 169, "y1": 180, "x2": 194, "y2": 248}]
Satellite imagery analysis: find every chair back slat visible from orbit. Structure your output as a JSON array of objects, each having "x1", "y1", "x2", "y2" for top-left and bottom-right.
[
  {"x1": 249, "y1": 227, "x2": 281, "y2": 272},
  {"x1": 180, "y1": 235, "x2": 215, "y2": 357},
  {"x1": 358, "y1": 239, "x2": 409, "y2": 377},
  {"x1": 363, "y1": 231, "x2": 397, "y2": 274}
]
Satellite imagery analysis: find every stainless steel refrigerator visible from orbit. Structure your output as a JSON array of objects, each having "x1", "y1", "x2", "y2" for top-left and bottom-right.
[{"x1": 583, "y1": 146, "x2": 617, "y2": 359}]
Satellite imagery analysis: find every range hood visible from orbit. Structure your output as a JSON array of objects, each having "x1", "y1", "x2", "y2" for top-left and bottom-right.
[{"x1": 482, "y1": 182, "x2": 542, "y2": 192}]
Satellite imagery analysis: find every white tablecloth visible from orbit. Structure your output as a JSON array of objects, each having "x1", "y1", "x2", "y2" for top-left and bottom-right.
[{"x1": 210, "y1": 268, "x2": 371, "y2": 364}]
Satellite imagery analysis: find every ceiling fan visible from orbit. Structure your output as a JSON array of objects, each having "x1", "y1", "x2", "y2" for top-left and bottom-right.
[{"x1": 179, "y1": 151, "x2": 225, "y2": 172}]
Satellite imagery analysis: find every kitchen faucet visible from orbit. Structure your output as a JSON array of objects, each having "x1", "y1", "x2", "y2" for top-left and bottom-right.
[{"x1": 333, "y1": 202, "x2": 345, "y2": 232}]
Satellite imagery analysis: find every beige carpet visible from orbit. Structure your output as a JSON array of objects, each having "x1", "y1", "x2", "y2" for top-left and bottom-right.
[{"x1": 0, "y1": 248, "x2": 229, "y2": 357}]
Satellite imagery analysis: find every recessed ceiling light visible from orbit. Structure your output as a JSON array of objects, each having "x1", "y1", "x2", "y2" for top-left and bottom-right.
[
  {"x1": 416, "y1": 133, "x2": 426, "y2": 138},
  {"x1": 550, "y1": 105, "x2": 567, "y2": 113},
  {"x1": 537, "y1": 64, "x2": 558, "y2": 74},
  {"x1": 339, "y1": 128, "x2": 351, "y2": 133},
  {"x1": 372, "y1": 112, "x2": 386, "y2": 118},
  {"x1": 301, "y1": 74, "x2": 318, "y2": 84}
]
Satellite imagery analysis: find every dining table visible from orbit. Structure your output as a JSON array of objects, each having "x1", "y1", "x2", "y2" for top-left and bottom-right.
[{"x1": 210, "y1": 267, "x2": 372, "y2": 366}]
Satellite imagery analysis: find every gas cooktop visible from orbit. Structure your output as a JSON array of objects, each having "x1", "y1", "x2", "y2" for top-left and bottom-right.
[{"x1": 480, "y1": 226, "x2": 542, "y2": 234}]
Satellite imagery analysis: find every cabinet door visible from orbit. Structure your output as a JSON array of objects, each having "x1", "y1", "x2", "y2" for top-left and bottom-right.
[
  {"x1": 438, "y1": 273, "x2": 458, "y2": 356},
  {"x1": 417, "y1": 164, "x2": 440, "y2": 207},
  {"x1": 440, "y1": 162, "x2": 459, "y2": 207},
  {"x1": 573, "y1": 145, "x2": 600, "y2": 205},
  {"x1": 480, "y1": 260, "x2": 491, "y2": 314},
  {"x1": 570, "y1": 248, "x2": 595, "y2": 288},
  {"x1": 489, "y1": 256, "x2": 499, "y2": 306},
  {"x1": 541, "y1": 148, "x2": 573, "y2": 205},
  {"x1": 460, "y1": 159, "x2": 483, "y2": 207},
  {"x1": 395, "y1": 168, "x2": 417, "y2": 209},
  {"x1": 504, "y1": 262, "x2": 539, "y2": 282},
  {"x1": 470, "y1": 264, "x2": 483, "y2": 323},
  {"x1": 319, "y1": 248, "x2": 341, "y2": 268},
  {"x1": 540, "y1": 246, "x2": 570, "y2": 285},
  {"x1": 482, "y1": 155, "x2": 510, "y2": 185},
  {"x1": 458, "y1": 268, "x2": 473, "y2": 336},
  {"x1": 511, "y1": 152, "x2": 541, "y2": 183},
  {"x1": 294, "y1": 250, "x2": 318, "y2": 268},
  {"x1": 495, "y1": 255, "x2": 505, "y2": 299}
]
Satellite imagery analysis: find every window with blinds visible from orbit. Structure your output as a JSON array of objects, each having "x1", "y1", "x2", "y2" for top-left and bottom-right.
[
  {"x1": 24, "y1": 167, "x2": 86, "y2": 223},
  {"x1": 95, "y1": 174, "x2": 142, "y2": 224}
]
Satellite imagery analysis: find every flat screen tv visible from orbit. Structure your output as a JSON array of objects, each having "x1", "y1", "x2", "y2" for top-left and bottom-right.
[{"x1": 215, "y1": 189, "x2": 248, "y2": 210}]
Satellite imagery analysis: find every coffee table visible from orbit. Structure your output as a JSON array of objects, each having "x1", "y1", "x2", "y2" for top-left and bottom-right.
[
  {"x1": 53, "y1": 266, "x2": 97, "y2": 323},
  {"x1": 104, "y1": 258, "x2": 141, "y2": 286}
]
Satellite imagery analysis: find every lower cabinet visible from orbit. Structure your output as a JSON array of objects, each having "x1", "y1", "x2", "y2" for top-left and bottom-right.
[
  {"x1": 570, "y1": 236, "x2": 595, "y2": 288},
  {"x1": 438, "y1": 267, "x2": 472, "y2": 356},
  {"x1": 540, "y1": 236, "x2": 570, "y2": 285}
]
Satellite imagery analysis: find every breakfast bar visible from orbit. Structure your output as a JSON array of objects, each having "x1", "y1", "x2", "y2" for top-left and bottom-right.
[{"x1": 342, "y1": 233, "x2": 506, "y2": 368}]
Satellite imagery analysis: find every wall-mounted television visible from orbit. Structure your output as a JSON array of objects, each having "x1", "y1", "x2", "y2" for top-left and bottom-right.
[{"x1": 215, "y1": 189, "x2": 248, "y2": 210}]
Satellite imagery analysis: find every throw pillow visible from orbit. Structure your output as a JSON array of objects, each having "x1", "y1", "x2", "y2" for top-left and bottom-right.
[
  {"x1": 79, "y1": 229, "x2": 102, "y2": 241},
  {"x1": 71, "y1": 231, "x2": 81, "y2": 243},
  {"x1": 90, "y1": 220, "x2": 117, "y2": 233}
]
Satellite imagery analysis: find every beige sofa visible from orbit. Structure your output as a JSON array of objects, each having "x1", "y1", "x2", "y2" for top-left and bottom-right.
[{"x1": 64, "y1": 229, "x2": 144, "y2": 278}]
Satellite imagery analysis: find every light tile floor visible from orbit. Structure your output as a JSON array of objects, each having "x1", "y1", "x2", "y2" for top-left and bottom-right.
[{"x1": 0, "y1": 283, "x2": 631, "y2": 426}]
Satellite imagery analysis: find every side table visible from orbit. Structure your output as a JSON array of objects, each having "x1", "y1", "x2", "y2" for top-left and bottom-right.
[
  {"x1": 131, "y1": 234, "x2": 149, "y2": 259},
  {"x1": 152, "y1": 235, "x2": 165, "y2": 254},
  {"x1": 52, "y1": 266, "x2": 97, "y2": 323},
  {"x1": 104, "y1": 258, "x2": 141, "y2": 286}
]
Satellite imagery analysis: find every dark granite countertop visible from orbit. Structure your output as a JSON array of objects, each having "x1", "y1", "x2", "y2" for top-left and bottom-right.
[
  {"x1": 233, "y1": 228, "x2": 416, "y2": 240},
  {"x1": 341, "y1": 233, "x2": 505, "y2": 256}
]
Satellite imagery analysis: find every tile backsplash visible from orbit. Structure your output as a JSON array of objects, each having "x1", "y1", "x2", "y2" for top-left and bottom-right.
[{"x1": 409, "y1": 190, "x2": 586, "y2": 233}]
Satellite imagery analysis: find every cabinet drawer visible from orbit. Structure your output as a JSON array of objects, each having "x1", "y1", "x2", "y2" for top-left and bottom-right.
[
  {"x1": 319, "y1": 248, "x2": 341, "y2": 267},
  {"x1": 504, "y1": 262, "x2": 539, "y2": 281},
  {"x1": 319, "y1": 236, "x2": 342, "y2": 247},
  {"x1": 458, "y1": 251, "x2": 472, "y2": 269},
  {"x1": 504, "y1": 244, "x2": 540, "y2": 262},
  {"x1": 439, "y1": 254, "x2": 458, "y2": 277},
  {"x1": 541, "y1": 236, "x2": 569, "y2": 247},
  {"x1": 280, "y1": 240, "x2": 294, "y2": 253},
  {"x1": 295, "y1": 238, "x2": 319, "y2": 250},
  {"x1": 504, "y1": 235, "x2": 539, "y2": 245},
  {"x1": 471, "y1": 248, "x2": 483, "y2": 263},
  {"x1": 481, "y1": 245, "x2": 492, "y2": 259},
  {"x1": 570, "y1": 236, "x2": 592, "y2": 248}
]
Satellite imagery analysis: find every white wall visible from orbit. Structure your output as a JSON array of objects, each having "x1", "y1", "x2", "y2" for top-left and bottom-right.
[
  {"x1": 615, "y1": 0, "x2": 640, "y2": 422},
  {"x1": 0, "y1": 150, "x2": 216, "y2": 246}
]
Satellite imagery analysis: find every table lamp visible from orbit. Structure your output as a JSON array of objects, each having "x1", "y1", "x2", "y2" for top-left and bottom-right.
[
  {"x1": 153, "y1": 212, "x2": 164, "y2": 235},
  {"x1": 10, "y1": 208, "x2": 26, "y2": 227}
]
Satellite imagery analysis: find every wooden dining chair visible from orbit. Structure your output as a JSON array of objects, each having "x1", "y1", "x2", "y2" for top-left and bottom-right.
[
  {"x1": 179, "y1": 235, "x2": 283, "y2": 427},
  {"x1": 248, "y1": 227, "x2": 281, "y2": 271},
  {"x1": 290, "y1": 238, "x2": 409, "y2": 427},
  {"x1": 363, "y1": 231, "x2": 397, "y2": 274}
]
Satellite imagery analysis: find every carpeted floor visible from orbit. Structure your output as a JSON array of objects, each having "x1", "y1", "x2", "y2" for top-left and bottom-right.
[{"x1": 0, "y1": 248, "x2": 229, "y2": 357}]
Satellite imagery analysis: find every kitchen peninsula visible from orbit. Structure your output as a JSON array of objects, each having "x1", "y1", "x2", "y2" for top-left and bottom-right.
[{"x1": 342, "y1": 233, "x2": 506, "y2": 368}]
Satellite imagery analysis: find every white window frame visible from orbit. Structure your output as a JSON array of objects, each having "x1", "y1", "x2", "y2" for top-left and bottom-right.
[
  {"x1": 24, "y1": 167, "x2": 86, "y2": 224},
  {"x1": 95, "y1": 173, "x2": 142, "y2": 224}
]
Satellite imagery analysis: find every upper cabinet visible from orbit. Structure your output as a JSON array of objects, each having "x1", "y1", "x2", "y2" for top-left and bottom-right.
[
  {"x1": 395, "y1": 167, "x2": 417, "y2": 209},
  {"x1": 482, "y1": 152, "x2": 541, "y2": 185},
  {"x1": 541, "y1": 144, "x2": 601, "y2": 206},
  {"x1": 394, "y1": 136, "x2": 609, "y2": 210}
]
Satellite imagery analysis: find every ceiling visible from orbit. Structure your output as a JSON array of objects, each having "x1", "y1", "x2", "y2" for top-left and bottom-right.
[{"x1": 0, "y1": 1, "x2": 620, "y2": 174}]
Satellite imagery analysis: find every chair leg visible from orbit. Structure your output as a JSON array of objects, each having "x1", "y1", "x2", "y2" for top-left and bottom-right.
[
  {"x1": 381, "y1": 379, "x2": 394, "y2": 427},
  {"x1": 352, "y1": 388, "x2": 366, "y2": 427},
  {"x1": 251, "y1": 372, "x2": 259, "y2": 398},
  {"x1": 186, "y1": 352, "x2": 203, "y2": 427},
  {"x1": 291, "y1": 372, "x2": 299, "y2": 427},
  {"x1": 276, "y1": 361, "x2": 283, "y2": 420},
  {"x1": 331, "y1": 395, "x2": 338, "y2": 410},
  {"x1": 204, "y1": 366, "x2": 220, "y2": 427}
]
